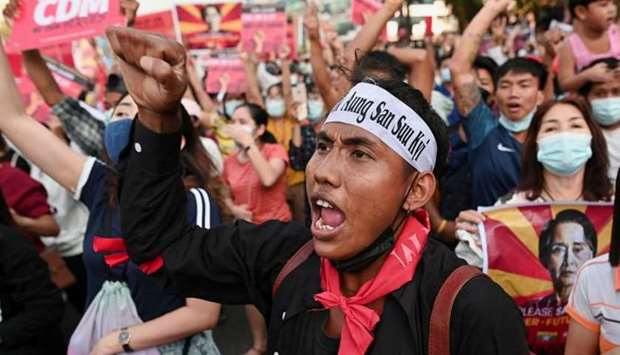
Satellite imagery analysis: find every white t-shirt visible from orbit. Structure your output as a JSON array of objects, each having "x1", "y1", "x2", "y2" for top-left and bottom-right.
[
  {"x1": 567, "y1": 254, "x2": 620, "y2": 353},
  {"x1": 603, "y1": 127, "x2": 620, "y2": 185}
]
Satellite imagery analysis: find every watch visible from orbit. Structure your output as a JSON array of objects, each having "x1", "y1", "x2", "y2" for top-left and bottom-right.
[{"x1": 118, "y1": 327, "x2": 134, "y2": 353}]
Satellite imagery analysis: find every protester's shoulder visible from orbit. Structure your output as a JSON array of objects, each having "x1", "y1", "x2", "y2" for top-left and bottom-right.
[
  {"x1": 576, "y1": 254, "x2": 612, "y2": 284},
  {"x1": 75, "y1": 157, "x2": 111, "y2": 204}
]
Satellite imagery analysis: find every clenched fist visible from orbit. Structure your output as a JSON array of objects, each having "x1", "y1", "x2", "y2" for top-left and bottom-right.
[{"x1": 106, "y1": 26, "x2": 187, "y2": 131}]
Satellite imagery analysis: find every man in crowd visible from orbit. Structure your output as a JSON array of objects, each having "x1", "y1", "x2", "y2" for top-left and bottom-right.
[
  {"x1": 104, "y1": 26, "x2": 528, "y2": 354},
  {"x1": 450, "y1": 0, "x2": 548, "y2": 207}
]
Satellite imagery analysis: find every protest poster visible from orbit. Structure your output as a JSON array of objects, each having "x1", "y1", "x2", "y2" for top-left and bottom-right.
[
  {"x1": 352, "y1": 0, "x2": 382, "y2": 25},
  {"x1": 480, "y1": 202, "x2": 614, "y2": 354},
  {"x1": 5, "y1": 0, "x2": 125, "y2": 51},
  {"x1": 8, "y1": 54, "x2": 91, "y2": 122},
  {"x1": 174, "y1": 2, "x2": 242, "y2": 50},
  {"x1": 134, "y1": 11, "x2": 176, "y2": 40},
  {"x1": 196, "y1": 52, "x2": 246, "y2": 94},
  {"x1": 241, "y1": 4, "x2": 287, "y2": 55}
]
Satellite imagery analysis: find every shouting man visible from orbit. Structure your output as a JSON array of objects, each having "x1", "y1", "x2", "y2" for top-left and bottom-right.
[{"x1": 107, "y1": 27, "x2": 528, "y2": 354}]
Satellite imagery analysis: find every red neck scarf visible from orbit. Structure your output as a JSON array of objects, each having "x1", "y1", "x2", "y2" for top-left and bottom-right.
[{"x1": 314, "y1": 210, "x2": 430, "y2": 355}]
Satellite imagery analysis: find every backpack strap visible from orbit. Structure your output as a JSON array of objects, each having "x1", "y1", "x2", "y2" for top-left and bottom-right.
[
  {"x1": 428, "y1": 265, "x2": 482, "y2": 355},
  {"x1": 272, "y1": 240, "x2": 314, "y2": 298}
]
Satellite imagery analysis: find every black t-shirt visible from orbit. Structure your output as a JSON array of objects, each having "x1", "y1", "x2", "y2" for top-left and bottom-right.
[{"x1": 119, "y1": 118, "x2": 530, "y2": 355}]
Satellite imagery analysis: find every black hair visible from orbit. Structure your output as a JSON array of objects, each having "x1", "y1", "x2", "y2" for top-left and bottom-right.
[
  {"x1": 373, "y1": 79, "x2": 449, "y2": 178},
  {"x1": 539, "y1": 209, "x2": 597, "y2": 268},
  {"x1": 235, "y1": 103, "x2": 277, "y2": 144},
  {"x1": 0, "y1": 191, "x2": 13, "y2": 226},
  {"x1": 105, "y1": 73, "x2": 127, "y2": 94},
  {"x1": 496, "y1": 58, "x2": 549, "y2": 90},
  {"x1": 610, "y1": 168, "x2": 620, "y2": 267},
  {"x1": 578, "y1": 57, "x2": 620, "y2": 97},
  {"x1": 351, "y1": 50, "x2": 408, "y2": 84},
  {"x1": 474, "y1": 56, "x2": 499, "y2": 83},
  {"x1": 569, "y1": 0, "x2": 596, "y2": 18}
]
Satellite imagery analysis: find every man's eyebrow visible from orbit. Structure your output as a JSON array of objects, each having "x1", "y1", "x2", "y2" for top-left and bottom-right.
[
  {"x1": 341, "y1": 136, "x2": 377, "y2": 149},
  {"x1": 317, "y1": 132, "x2": 333, "y2": 143}
]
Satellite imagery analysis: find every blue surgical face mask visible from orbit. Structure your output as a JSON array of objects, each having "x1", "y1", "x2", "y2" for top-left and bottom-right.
[
  {"x1": 440, "y1": 67, "x2": 451, "y2": 83},
  {"x1": 499, "y1": 108, "x2": 536, "y2": 133},
  {"x1": 307, "y1": 99, "x2": 325, "y2": 121},
  {"x1": 591, "y1": 97, "x2": 620, "y2": 127},
  {"x1": 104, "y1": 118, "x2": 133, "y2": 164},
  {"x1": 266, "y1": 98, "x2": 286, "y2": 118},
  {"x1": 537, "y1": 132, "x2": 592, "y2": 176},
  {"x1": 225, "y1": 100, "x2": 244, "y2": 117}
]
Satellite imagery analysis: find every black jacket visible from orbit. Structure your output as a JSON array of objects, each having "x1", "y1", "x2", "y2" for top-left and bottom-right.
[
  {"x1": 119, "y1": 119, "x2": 530, "y2": 355},
  {"x1": 0, "y1": 225, "x2": 65, "y2": 355}
]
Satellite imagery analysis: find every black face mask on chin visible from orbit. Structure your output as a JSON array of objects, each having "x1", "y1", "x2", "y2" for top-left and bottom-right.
[{"x1": 330, "y1": 175, "x2": 417, "y2": 273}]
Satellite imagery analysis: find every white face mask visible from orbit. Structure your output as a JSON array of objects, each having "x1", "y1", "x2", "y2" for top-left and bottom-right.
[
  {"x1": 498, "y1": 108, "x2": 537, "y2": 133},
  {"x1": 266, "y1": 98, "x2": 286, "y2": 118},
  {"x1": 307, "y1": 99, "x2": 325, "y2": 121},
  {"x1": 591, "y1": 97, "x2": 620, "y2": 127}
]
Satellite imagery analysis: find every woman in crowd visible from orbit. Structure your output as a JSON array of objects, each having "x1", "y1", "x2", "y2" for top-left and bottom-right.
[
  {"x1": 455, "y1": 97, "x2": 613, "y2": 354},
  {"x1": 0, "y1": 192, "x2": 65, "y2": 355},
  {"x1": 0, "y1": 43, "x2": 225, "y2": 352},
  {"x1": 565, "y1": 168, "x2": 620, "y2": 354},
  {"x1": 221, "y1": 103, "x2": 291, "y2": 355},
  {"x1": 455, "y1": 97, "x2": 612, "y2": 263}
]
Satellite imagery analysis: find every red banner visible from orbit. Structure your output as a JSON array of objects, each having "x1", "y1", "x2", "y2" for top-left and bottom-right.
[
  {"x1": 241, "y1": 4, "x2": 287, "y2": 55},
  {"x1": 352, "y1": 0, "x2": 382, "y2": 26},
  {"x1": 198, "y1": 53, "x2": 246, "y2": 95},
  {"x1": 6, "y1": 0, "x2": 125, "y2": 51},
  {"x1": 481, "y1": 202, "x2": 614, "y2": 354},
  {"x1": 8, "y1": 54, "x2": 91, "y2": 122},
  {"x1": 134, "y1": 11, "x2": 176, "y2": 40},
  {"x1": 175, "y1": 2, "x2": 242, "y2": 50}
]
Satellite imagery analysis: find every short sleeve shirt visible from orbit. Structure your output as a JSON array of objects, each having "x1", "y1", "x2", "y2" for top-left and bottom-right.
[
  {"x1": 223, "y1": 144, "x2": 292, "y2": 224},
  {"x1": 75, "y1": 158, "x2": 221, "y2": 319},
  {"x1": 567, "y1": 254, "x2": 620, "y2": 353},
  {"x1": 464, "y1": 102, "x2": 522, "y2": 208}
]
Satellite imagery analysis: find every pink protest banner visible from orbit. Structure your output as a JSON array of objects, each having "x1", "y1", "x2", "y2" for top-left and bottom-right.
[
  {"x1": 134, "y1": 11, "x2": 176, "y2": 40},
  {"x1": 197, "y1": 53, "x2": 246, "y2": 94},
  {"x1": 241, "y1": 4, "x2": 287, "y2": 55},
  {"x1": 352, "y1": 0, "x2": 382, "y2": 25},
  {"x1": 6, "y1": 0, "x2": 125, "y2": 51}
]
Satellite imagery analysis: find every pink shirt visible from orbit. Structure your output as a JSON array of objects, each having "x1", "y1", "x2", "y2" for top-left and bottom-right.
[
  {"x1": 223, "y1": 144, "x2": 292, "y2": 224},
  {"x1": 569, "y1": 24, "x2": 620, "y2": 71}
]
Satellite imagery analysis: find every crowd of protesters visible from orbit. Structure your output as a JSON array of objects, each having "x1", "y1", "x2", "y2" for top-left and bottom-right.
[{"x1": 0, "y1": 0, "x2": 620, "y2": 354}]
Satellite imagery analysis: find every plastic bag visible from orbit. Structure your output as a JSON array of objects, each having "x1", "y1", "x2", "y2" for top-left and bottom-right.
[{"x1": 68, "y1": 281, "x2": 160, "y2": 355}]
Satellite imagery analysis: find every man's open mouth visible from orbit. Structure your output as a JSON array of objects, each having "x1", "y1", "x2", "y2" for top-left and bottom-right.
[{"x1": 311, "y1": 195, "x2": 346, "y2": 238}]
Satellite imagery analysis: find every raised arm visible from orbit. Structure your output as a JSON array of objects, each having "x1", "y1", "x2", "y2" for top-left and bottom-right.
[
  {"x1": 450, "y1": 0, "x2": 514, "y2": 116},
  {"x1": 304, "y1": 5, "x2": 342, "y2": 110},
  {"x1": 0, "y1": 43, "x2": 86, "y2": 192},
  {"x1": 242, "y1": 33, "x2": 265, "y2": 107},
  {"x1": 107, "y1": 27, "x2": 309, "y2": 311},
  {"x1": 186, "y1": 56, "x2": 216, "y2": 113},
  {"x1": 279, "y1": 44, "x2": 294, "y2": 116},
  {"x1": 344, "y1": 0, "x2": 404, "y2": 69},
  {"x1": 387, "y1": 46, "x2": 434, "y2": 101},
  {"x1": 557, "y1": 43, "x2": 610, "y2": 93},
  {"x1": 20, "y1": 50, "x2": 65, "y2": 107}
]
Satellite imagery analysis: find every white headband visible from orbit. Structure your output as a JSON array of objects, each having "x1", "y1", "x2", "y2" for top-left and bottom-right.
[{"x1": 326, "y1": 83, "x2": 437, "y2": 172}]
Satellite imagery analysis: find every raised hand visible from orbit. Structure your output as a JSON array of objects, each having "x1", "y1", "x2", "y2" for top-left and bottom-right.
[
  {"x1": 121, "y1": 0, "x2": 139, "y2": 27},
  {"x1": 303, "y1": 4, "x2": 320, "y2": 42},
  {"x1": 278, "y1": 43, "x2": 291, "y2": 61},
  {"x1": 484, "y1": 0, "x2": 516, "y2": 14},
  {"x1": 106, "y1": 27, "x2": 187, "y2": 125},
  {"x1": 384, "y1": 0, "x2": 405, "y2": 13}
]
